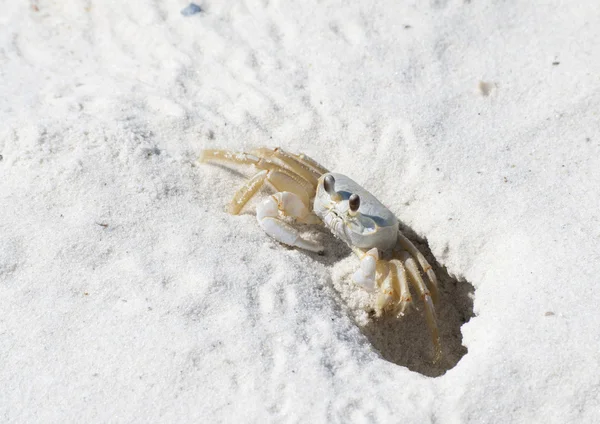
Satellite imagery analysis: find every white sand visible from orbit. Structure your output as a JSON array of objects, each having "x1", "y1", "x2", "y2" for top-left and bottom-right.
[{"x1": 2, "y1": 0, "x2": 600, "y2": 422}]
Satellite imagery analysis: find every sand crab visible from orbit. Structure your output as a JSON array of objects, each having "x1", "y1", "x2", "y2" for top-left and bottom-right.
[{"x1": 200, "y1": 147, "x2": 441, "y2": 362}]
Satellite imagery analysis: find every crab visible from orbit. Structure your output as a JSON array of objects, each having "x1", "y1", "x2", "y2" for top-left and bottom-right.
[{"x1": 200, "y1": 147, "x2": 441, "y2": 362}]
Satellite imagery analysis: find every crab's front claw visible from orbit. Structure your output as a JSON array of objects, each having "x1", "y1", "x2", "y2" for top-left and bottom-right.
[
  {"x1": 353, "y1": 269, "x2": 375, "y2": 292},
  {"x1": 257, "y1": 192, "x2": 324, "y2": 253},
  {"x1": 352, "y1": 248, "x2": 378, "y2": 292}
]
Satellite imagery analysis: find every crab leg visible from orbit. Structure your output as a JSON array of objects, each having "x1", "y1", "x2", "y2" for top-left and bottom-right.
[
  {"x1": 252, "y1": 147, "x2": 322, "y2": 186},
  {"x1": 200, "y1": 149, "x2": 315, "y2": 194},
  {"x1": 252, "y1": 147, "x2": 329, "y2": 176},
  {"x1": 257, "y1": 192, "x2": 323, "y2": 252},
  {"x1": 291, "y1": 151, "x2": 330, "y2": 175},
  {"x1": 200, "y1": 149, "x2": 259, "y2": 166},
  {"x1": 375, "y1": 271, "x2": 394, "y2": 315},
  {"x1": 229, "y1": 170, "x2": 268, "y2": 214},
  {"x1": 389, "y1": 259, "x2": 412, "y2": 317},
  {"x1": 226, "y1": 168, "x2": 315, "y2": 215},
  {"x1": 398, "y1": 251, "x2": 442, "y2": 363},
  {"x1": 396, "y1": 232, "x2": 439, "y2": 304}
]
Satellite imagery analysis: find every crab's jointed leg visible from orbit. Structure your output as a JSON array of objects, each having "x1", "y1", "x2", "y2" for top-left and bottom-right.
[
  {"x1": 397, "y1": 250, "x2": 442, "y2": 363},
  {"x1": 389, "y1": 259, "x2": 412, "y2": 317},
  {"x1": 375, "y1": 264, "x2": 394, "y2": 314},
  {"x1": 200, "y1": 148, "x2": 325, "y2": 252},
  {"x1": 293, "y1": 151, "x2": 330, "y2": 175},
  {"x1": 200, "y1": 149, "x2": 316, "y2": 196},
  {"x1": 228, "y1": 170, "x2": 268, "y2": 215},
  {"x1": 200, "y1": 148, "x2": 321, "y2": 212},
  {"x1": 251, "y1": 147, "x2": 329, "y2": 177},
  {"x1": 351, "y1": 241, "x2": 441, "y2": 362},
  {"x1": 226, "y1": 169, "x2": 313, "y2": 214},
  {"x1": 397, "y1": 232, "x2": 439, "y2": 304},
  {"x1": 251, "y1": 147, "x2": 323, "y2": 186},
  {"x1": 257, "y1": 191, "x2": 323, "y2": 252}
]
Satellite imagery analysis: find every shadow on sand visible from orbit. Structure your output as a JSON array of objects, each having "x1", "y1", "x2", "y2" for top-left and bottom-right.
[
  {"x1": 361, "y1": 223, "x2": 474, "y2": 377},
  {"x1": 311, "y1": 222, "x2": 475, "y2": 377}
]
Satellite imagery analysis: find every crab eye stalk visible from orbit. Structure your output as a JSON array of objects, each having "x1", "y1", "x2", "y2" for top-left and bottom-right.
[
  {"x1": 324, "y1": 175, "x2": 336, "y2": 196},
  {"x1": 323, "y1": 174, "x2": 342, "y2": 201},
  {"x1": 349, "y1": 193, "x2": 360, "y2": 215}
]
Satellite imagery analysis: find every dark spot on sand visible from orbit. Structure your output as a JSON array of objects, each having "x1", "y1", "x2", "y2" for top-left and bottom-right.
[{"x1": 181, "y1": 3, "x2": 202, "y2": 16}]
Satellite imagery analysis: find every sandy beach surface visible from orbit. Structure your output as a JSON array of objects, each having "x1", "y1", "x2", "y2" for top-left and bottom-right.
[{"x1": 1, "y1": 1, "x2": 599, "y2": 422}]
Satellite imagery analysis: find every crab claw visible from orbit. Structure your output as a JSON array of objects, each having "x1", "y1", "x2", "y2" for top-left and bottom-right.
[
  {"x1": 353, "y1": 269, "x2": 375, "y2": 291},
  {"x1": 352, "y1": 248, "x2": 378, "y2": 292}
]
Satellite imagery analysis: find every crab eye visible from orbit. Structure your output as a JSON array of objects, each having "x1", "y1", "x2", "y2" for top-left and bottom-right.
[
  {"x1": 349, "y1": 193, "x2": 360, "y2": 212},
  {"x1": 323, "y1": 174, "x2": 336, "y2": 196}
]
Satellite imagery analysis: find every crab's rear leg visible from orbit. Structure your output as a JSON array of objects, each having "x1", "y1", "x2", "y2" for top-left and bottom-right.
[
  {"x1": 200, "y1": 149, "x2": 258, "y2": 166},
  {"x1": 228, "y1": 170, "x2": 269, "y2": 214},
  {"x1": 200, "y1": 149, "x2": 315, "y2": 195},
  {"x1": 251, "y1": 147, "x2": 324, "y2": 186},
  {"x1": 389, "y1": 259, "x2": 412, "y2": 317},
  {"x1": 397, "y1": 232, "x2": 439, "y2": 304},
  {"x1": 398, "y1": 250, "x2": 442, "y2": 363},
  {"x1": 293, "y1": 151, "x2": 330, "y2": 175}
]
